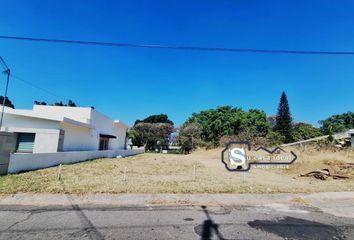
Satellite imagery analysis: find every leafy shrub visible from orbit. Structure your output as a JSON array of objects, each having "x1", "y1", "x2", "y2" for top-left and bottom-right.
[
  {"x1": 292, "y1": 122, "x2": 323, "y2": 141},
  {"x1": 266, "y1": 130, "x2": 286, "y2": 146}
]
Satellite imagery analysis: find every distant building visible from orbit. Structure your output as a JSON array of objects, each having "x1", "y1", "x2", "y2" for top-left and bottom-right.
[
  {"x1": 348, "y1": 129, "x2": 354, "y2": 147},
  {"x1": 0, "y1": 105, "x2": 128, "y2": 153}
]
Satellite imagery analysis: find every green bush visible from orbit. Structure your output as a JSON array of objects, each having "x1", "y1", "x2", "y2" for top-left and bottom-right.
[
  {"x1": 266, "y1": 130, "x2": 285, "y2": 146},
  {"x1": 292, "y1": 122, "x2": 323, "y2": 141}
]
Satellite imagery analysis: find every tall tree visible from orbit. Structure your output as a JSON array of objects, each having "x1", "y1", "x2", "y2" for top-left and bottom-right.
[
  {"x1": 0, "y1": 96, "x2": 15, "y2": 109},
  {"x1": 274, "y1": 91, "x2": 293, "y2": 143},
  {"x1": 130, "y1": 114, "x2": 174, "y2": 151},
  {"x1": 132, "y1": 122, "x2": 174, "y2": 151}
]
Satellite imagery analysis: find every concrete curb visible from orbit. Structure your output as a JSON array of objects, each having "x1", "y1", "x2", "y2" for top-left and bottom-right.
[{"x1": 1, "y1": 192, "x2": 354, "y2": 207}]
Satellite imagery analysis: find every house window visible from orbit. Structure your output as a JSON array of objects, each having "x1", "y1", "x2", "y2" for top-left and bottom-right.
[
  {"x1": 99, "y1": 138, "x2": 109, "y2": 150},
  {"x1": 16, "y1": 133, "x2": 35, "y2": 153}
]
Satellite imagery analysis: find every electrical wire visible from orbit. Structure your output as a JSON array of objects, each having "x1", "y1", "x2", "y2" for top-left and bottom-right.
[
  {"x1": 1, "y1": 56, "x2": 67, "y2": 102},
  {"x1": 1, "y1": 35, "x2": 354, "y2": 55},
  {"x1": 11, "y1": 74, "x2": 68, "y2": 101},
  {"x1": 0, "y1": 56, "x2": 10, "y2": 71}
]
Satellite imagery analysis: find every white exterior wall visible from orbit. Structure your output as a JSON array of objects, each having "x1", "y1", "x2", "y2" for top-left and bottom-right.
[
  {"x1": 90, "y1": 110, "x2": 127, "y2": 150},
  {"x1": 60, "y1": 122, "x2": 97, "y2": 151},
  {"x1": 33, "y1": 130, "x2": 61, "y2": 153},
  {"x1": 111, "y1": 124, "x2": 127, "y2": 149},
  {"x1": 59, "y1": 110, "x2": 128, "y2": 151},
  {"x1": 8, "y1": 149, "x2": 145, "y2": 173}
]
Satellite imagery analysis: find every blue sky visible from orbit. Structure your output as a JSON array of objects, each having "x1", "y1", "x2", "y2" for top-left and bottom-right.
[{"x1": 0, "y1": 0, "x2": 353, "y2": 126}]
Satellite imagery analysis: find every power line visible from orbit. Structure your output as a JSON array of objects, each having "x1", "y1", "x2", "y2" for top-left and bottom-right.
[
  {"x1": 11, "y1": 74, "x2": 68, "y2": 102},
  {"x1": 1, "y1": 35, "x2": 354, "y2": 55},
  {"x1": 1, "y1": 57, "x2": 67, "y2": 102},
  {"x1": 0, "y1": 56, "x2": 9, "y2": 72},
  {"x1": 0, "y1": 56, "x2": 11, "y2": 129}
]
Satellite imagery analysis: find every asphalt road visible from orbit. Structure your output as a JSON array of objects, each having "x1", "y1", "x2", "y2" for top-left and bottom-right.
[{"x1": 0, "y1": 203, "x2": 353, "y2": 240}]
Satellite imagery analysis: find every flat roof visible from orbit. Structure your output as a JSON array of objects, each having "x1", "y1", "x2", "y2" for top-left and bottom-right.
[{"x1": 2, "y1": 108, "x2": 93, "y2": 129}]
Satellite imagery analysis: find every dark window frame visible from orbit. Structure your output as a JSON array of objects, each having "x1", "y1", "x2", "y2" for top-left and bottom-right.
[{"x1": 16, "y1": 133, "x2": 36, "y2": 153}]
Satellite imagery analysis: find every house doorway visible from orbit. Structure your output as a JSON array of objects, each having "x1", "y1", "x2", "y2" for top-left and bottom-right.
[
  {"x1": 99, "y1": 137, "x2": 109, "y2": 150},
  {"x1": 98, "y1": 134, "x2": 117, "y2": 150}
]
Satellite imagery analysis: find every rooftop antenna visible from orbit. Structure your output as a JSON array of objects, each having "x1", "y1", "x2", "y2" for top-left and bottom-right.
[{"x1": 0, "y1": 56, "x2": 11, "y2": 130}]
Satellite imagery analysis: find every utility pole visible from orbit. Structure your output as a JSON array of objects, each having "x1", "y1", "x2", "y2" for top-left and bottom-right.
[{"x1": 0, "y1": 56, "x2": 10, "y2": 130}]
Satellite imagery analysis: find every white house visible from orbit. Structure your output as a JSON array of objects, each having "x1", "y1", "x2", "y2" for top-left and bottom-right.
[{"x1": 0, "y1": 105, "x2": 128, "y2": 153}]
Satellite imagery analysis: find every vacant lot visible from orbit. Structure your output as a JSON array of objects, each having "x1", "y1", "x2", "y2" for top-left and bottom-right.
[{"x1": 0, "y1": 147, "x2": 353, "y2": 194}]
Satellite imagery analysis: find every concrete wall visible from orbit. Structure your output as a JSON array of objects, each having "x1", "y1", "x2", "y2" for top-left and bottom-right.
[
  {"x1": 0, "y1": 132, "x2": 14, "y2": 175},
  {"x1": 8, "y1": 148, "x2": 144, "y2": 173}
]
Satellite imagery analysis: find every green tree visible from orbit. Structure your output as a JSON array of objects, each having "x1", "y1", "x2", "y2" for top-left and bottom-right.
[
  {"x1": 319, "y1": 112, "x2": 354, "y2": 134},
  {"x1": 183, "y1": 106, "x2": 270, "y2": 146},
  {"x1": 0, "y1": 96, "x2": 15, "y2": 108},
  {"x1": 135, "y1": 114, "x2": 174, "y2": 125},
  {"x1": 130, "y1": 114, "x2": 174, "y2": 151},
  {"x1": 242, "y1": 109, "x2": 270, "y2": 135},
  {"x1": 292, "y1": 122, "x2": 322, "y2": 141},
  {"x1": 179, "y1": 122, "x2": 202, "y2": 153},
  {"x1": 132, "y1": 123, "x2": 173, "y2": 151},
  {"x1": 127, "y1": 128, "x2": 142, "y2": 147},
  {"x1": 274, "y1": 92, "x2": 293, "y2": 143}
]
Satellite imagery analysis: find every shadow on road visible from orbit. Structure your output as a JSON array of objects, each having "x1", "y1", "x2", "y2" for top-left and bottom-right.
[
  {"x1": 67, "y1": 195, "x2": 105, "y2": 240},
  {"x1": 194, "y1": 205, "x2": 225, "y2": 240},
  {"x1": 248, "y1": 216, "x2": 344, "y2": 240}
]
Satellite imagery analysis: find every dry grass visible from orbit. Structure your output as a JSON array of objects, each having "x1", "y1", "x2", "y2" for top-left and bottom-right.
[{"x1": 0, "y1": 147, "x2": 353, "y2": 194}]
